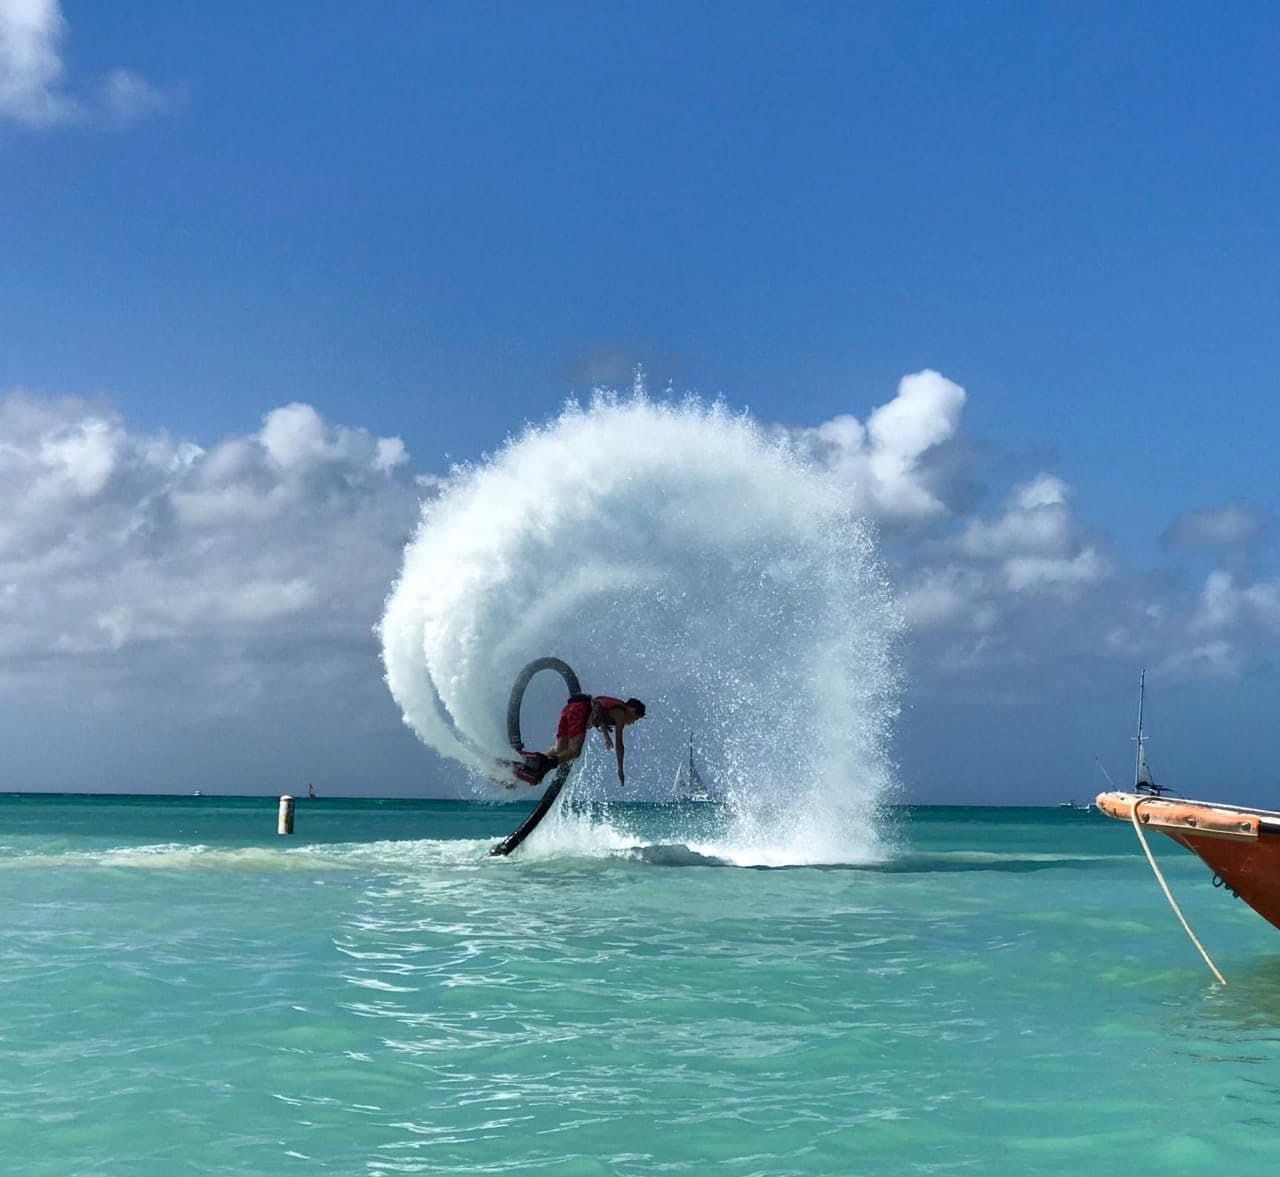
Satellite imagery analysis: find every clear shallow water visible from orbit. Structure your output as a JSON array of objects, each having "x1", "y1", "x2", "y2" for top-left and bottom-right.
[{"x1": 4, "y1": 795, "x2": 1280, "y2": 1175}]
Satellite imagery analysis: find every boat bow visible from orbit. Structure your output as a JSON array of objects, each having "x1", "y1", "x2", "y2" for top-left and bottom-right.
[{"x1": 1096, "y1": 791, "x2": 1280, "y2": 932}]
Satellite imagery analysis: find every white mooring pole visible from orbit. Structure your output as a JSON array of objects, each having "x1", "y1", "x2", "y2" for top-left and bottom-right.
[{"x1": 277, "y1": 794, "x2": 295, "y2": 835}]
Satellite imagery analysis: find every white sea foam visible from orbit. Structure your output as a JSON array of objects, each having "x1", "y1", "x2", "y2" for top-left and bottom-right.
[
  {"x1": 0, "y1": 843, "x2": 354, "y2": 871},
  {"x1": 0, "y1": 840, "x2": 491, "y2": 873},
  {"x1": 380, "y1": 392, "x2": 903, "y2": 863}
]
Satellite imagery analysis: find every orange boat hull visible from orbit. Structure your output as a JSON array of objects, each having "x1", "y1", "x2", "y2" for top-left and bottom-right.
[{"x1": 1096, "y1": 792, "x2": 1280, "y2": 933}]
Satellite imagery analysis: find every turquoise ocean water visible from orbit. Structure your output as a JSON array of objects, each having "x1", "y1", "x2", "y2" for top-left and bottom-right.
[{"x1": 5, "y1": 793, "x2": 1280, "y2": 1175}]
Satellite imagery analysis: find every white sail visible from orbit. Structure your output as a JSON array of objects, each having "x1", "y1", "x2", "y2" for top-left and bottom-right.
[
  {"x1": 687, "y1": 755, "x2": 706, "y2": 798},
  {"x1": 1136, "y1": 742, "x2": 1156, "y2": 790},
  {"x1": 674, "y1": 734, "x2": 713, "y2": 802}
]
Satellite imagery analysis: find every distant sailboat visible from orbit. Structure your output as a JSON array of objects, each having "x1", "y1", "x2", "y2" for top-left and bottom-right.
[
  {"x1": 673, "y1": 733, "x2": 714, "y2": 803},
  {"x1": 1133, "y1": 668, "x2": 1171, "y2": 796}
]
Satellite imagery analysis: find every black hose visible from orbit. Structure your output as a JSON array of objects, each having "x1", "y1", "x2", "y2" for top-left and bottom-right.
[
  {"x1": 491, "y1": 657, "x2": 582, "y2": 857},
  {"x1": 505, "y1": 656, "x2": 582, "y2": 751}
]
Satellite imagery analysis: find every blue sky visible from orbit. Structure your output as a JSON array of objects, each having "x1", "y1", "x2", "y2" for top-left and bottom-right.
[{"x1": 3, "y1": 1, "x2": 1280, "y2": 801}]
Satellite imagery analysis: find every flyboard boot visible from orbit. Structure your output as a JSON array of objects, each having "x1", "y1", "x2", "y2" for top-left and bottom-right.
[{"x1": 511, "y1": 751, "x2": 558, "y2": 787}]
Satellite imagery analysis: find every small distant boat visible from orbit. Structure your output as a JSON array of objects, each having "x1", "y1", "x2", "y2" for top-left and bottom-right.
[
  {"x1": 1097, "y1": 670, "x2": 1280, "y2": 935},
  {"x1": 1059, "y1": 800, "x2": 1091, "y2": 811},
  {"x1": 1130, "y1": 668, "x2": 1170, "y2": 796},
  {"x1": 192, "y1": 790, "x2": 202, "y2": 798},
  {"x1": 673, "y1": 733, "x2": 714, "y2": 803}
]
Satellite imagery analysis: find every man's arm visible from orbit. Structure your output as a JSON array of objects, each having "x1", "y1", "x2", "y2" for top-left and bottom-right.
[{"x1": 614, "y1": 723, "x2": 626, "y2": 786}]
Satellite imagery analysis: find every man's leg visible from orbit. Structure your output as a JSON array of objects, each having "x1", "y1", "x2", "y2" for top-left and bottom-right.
[
  {"x1": 513, "y1": 697, "x2": 590, "y2": 786},
  {"x1": 548, "y1": 734, "x2": 585, "y2": 763},
  {"x1": 550, "y1": 697, "x2": 591, "y2": 761}
]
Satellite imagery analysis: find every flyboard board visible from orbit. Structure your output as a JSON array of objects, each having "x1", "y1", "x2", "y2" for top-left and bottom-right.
[{"x1": 489, "y1": 656, "x2": 581, "y2": 857}]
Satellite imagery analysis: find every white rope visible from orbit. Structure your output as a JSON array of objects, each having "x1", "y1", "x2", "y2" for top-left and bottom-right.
[{"x1": 1130, "y1": 796, "x2": 1227, "y2": 985}]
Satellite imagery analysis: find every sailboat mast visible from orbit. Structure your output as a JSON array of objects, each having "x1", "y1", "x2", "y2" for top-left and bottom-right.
[{"x1": 1133, "y1": 668, "x2": 1146, "y2": 790}]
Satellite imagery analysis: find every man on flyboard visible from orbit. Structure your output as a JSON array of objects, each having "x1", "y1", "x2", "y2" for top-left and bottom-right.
[{"x1": 513, "y1": 694, "x2": 646, "y2": 789}]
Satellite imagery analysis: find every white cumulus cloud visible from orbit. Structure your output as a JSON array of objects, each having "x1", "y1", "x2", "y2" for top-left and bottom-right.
[
  {"x1": 0, "y1": 0, "x2": 75, "y2": 126},
  {"x1": 0, "y1": 390, "x2": 422, "y2": 713},
  {"x1": 1191, "y1": 570, "x2": 1280, "y2": 636},
  {"x1": 898, "y1": 565, "x2": 997, "y2": 632},
  {"x1": 956, "y1": 474, "x2": 1075, "y2": 560},
  {"x1": 792, "y1": 369, "x2": 967, "y2": 524},
  {"x1": 1162, "y1": 503, "x2": 1270, "y2": 551},
  {"x1": 1002, "y1": 547, "x2": 1107, "y2": 593},
  {"x1": 0, "y1": 0, "x2": 181, "y2": 129}
]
